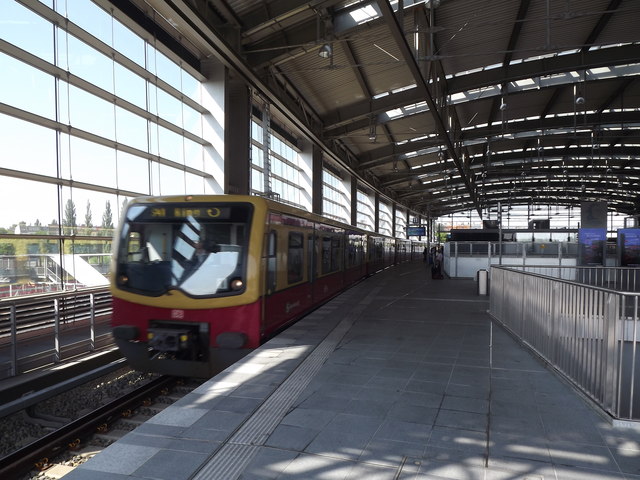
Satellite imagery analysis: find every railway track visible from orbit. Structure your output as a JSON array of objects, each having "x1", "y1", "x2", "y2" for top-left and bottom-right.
[{"x1": 0, "y1": 371, "x2": 202, "y2": 480}]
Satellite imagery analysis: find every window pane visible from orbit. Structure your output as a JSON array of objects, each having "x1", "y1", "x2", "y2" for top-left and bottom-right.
[
  {"x1": 155, "y1": 49, "x2": 181, "y2": 89},
  {"x1": 0, "y1": 54, "x2": 55, "y2": 119},
  {"x1": 185, "y1": 172, "x2": 205, "y2": 194},
  {"x1": 159, "y1": 164, "x2": 185, "y2": 195},
  {"x1": 3, "y1": 1, "x2": 54, "y2": 63},
  {"x1": 251, "y1": 144, "x2": 263, "y2": 167},
  {"x1": 147, "y1": 82, "x2": 159, "y2": 117},
  {"x1": 183, "y1": 103, "x2": 202, "y2": 137},
  {"x1": 114, "y1": 63, "x2": 146, "y2": 109},
  {"x1": 113, "y1": 20, "x2": 145, "y2": 67},
  {"x1": 157, "y1": 88, "x2": 182, "y2": 128},
  {"x1": 0, "y1": 114, "x2": 57, "y2": 177},
  {"x1": 251, "y1": 169, "x2": 264, "y2": 193},
  {"x1": 184, "y1": 138, "x2": 203, "y2": 170},
  {"x1": 117, "y1": 151, "x2": 149, "y2": 194},
  {"x1": 182, "y1": 70, "x2": 201, "y2": 103},
  {"x1": 66, "y1": 34, "x2": 114, "y2": 93},
  {"x1": 158, "y1": 125, "x2": 183, "y2": 164},
  {"x1": 115, "y1": 105, "x2": 148, "y2": 151},
  {"x1": 63, "y1": 135, "x2": 117, "y2": 188},
  {"x1": 63, "y1": 0, "x2": 113, "y2": 47},
  {"x1": 68, "y1": 85, "x2": 115, "y2": 140},
  {"x1": 0, "y1": 178, "x2": 59, "y2": 231},
  {"x1": 149, "y1": 160, "x2": 161, "y2": 195},
  {"x1": 287, "y1": 232, "x2": 303, "y2": 283}
]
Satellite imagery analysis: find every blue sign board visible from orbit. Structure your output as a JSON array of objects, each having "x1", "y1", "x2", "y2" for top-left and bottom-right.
[
  {"x1": 578, "y1": 228, "x2": 606, "y2": 265},
  {"x1": 407, "y1": 226, "x2": 426, "y2": 237}
]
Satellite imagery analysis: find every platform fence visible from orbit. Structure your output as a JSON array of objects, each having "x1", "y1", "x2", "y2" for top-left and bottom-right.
[
  {"x1": 489, "y1": 265, "x2": 640, "y2": 421},
  {"x1": 0, "y1": 287, "x2": 113, "y2": 378}
]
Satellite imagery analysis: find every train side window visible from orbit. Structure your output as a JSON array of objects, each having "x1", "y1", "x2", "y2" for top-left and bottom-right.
[
  {"x1": 331, "y1": 235, "x2": 342, "y2": 271},
  {"x1": 307, "y1": 234, "x2": 315, "y2": 280},
  {"x1": 126, "y1": 231, "x2": 143, "y2": 261},
  {"x1": 287, "y1": 232, "x2": 303, "y2": 284},
  {"x1": 321, "y1": 236, "x2": 331, "y2": 274},
  {"x1": 267, "y1": 230, "x2": 277, "y2": 293}
]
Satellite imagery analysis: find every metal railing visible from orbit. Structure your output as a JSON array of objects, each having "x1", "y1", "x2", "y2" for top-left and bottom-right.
[
  {"x1": 0, "y1": 286, "x2": 113, "y2": 378},
  {"x1": 489, "y1": 265, "x2": 640, "y2": 421},
  {"x1": 497, "y1": 265, "x2": 640, "y2": 292}
]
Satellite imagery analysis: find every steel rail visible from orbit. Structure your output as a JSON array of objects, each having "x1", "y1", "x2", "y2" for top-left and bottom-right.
[{"x1": 0, "y1": 374, "x2": 176, "y2": 480}]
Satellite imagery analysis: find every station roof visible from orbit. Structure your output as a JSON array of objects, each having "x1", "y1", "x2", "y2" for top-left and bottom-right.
[{"x1": 124, "y1": 0, "x2": 640, "y2": 218}]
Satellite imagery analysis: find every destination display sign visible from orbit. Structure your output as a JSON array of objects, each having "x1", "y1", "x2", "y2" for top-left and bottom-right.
[{"x1": 144, "y1": 205, "x2": 232, "y2": 221}]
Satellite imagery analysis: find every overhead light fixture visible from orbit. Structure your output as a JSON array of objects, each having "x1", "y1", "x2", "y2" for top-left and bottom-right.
[
  {"x1": 318, "y1": 43, "x2": 332, "y2": 58},
  {"x1": 575, "y1": 96, "x2": 585, "y2": 105}
]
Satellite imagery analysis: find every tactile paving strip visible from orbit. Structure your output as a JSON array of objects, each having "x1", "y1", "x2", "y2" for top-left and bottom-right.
[{"x1": 190, "y1": 286, "x2": 379, "y2": 480}]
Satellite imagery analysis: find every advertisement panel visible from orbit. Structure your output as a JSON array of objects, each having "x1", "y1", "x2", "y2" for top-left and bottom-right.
[
  {"x1": 578, "y1": 228, "x2": 606, "y2": 265},
  {"x1": 618, "y1": 229, "x2": 640, "y2": 267}
]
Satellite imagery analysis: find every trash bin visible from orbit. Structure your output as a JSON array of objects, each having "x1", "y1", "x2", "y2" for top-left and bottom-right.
[{"x1": 477, "y1": 269, "x2": 488, "y2": 295}]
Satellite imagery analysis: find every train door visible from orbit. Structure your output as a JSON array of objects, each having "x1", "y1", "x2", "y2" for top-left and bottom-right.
[
  {"x1": 266, "y1": 230, "x2": 277, "y2": 295},
  {"x1": 307, "y1": 231, "x2": 316, "y2": 299}
]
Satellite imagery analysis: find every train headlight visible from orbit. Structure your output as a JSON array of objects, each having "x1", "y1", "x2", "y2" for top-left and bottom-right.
[
  {"x1": 147, "y1": 332, "x2": 154, "y2": 340},
  {"x1": 230, "y1": 278, "x2": 244, "y2": 291},
  {"x1": 117, "y1": 275, "x2": 129, "y2": 285}
]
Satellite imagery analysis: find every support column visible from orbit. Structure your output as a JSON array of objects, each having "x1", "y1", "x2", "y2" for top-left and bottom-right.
[
  {"x1": 312, "y1": 145, "x2": 323, "y2": 215},
  {"x1": 351, "y1": 177, "x2": 358, "y2": 227},
  {"x1": 224, "y1": 69, "x2": 250, "y2": 195},
  {"x1": 201, "y1": 60, "x2": 226, "y2": 194},
  {"x1": 374, "y1": 192, "x2": 380, "y2": 233},
  {"x1": 392, "y1": 203, "x2": 397, "y2": 237}
]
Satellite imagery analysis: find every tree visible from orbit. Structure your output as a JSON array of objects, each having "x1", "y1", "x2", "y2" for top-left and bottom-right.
[
  {"x1": 84, "y1": 200, "x2": 93, "y2": 228},
  {"x1": 102, "y1": 201, "x2": 114, "y2": 229},
  {"x1": 0, "y1": 243, "x2": 15, "y2": 255},
  {"x1": 63, "y1": 199, "x2": 77, "y2": 228}
]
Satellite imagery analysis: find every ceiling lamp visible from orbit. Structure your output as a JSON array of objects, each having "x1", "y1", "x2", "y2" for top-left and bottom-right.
[{"x1": 318, "y1": 43, "x2": 333, "y2": 58}]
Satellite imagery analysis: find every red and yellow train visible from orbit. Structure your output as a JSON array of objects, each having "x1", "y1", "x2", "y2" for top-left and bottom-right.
[{"x1": 110, "y1": 195, "x2": 425, "y2": 377}]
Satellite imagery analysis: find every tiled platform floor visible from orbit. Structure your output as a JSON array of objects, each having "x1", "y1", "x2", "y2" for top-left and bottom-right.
[{"x1": 66, "y1": 262, "x2": 640, "y2": 480}]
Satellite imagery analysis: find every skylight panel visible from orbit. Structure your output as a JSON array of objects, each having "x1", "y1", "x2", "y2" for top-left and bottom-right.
[
  {"x1": 349, "y1": 5, "x2": 380, "y2": 24},
  {"x1": 386, "y1": 107, "x2": 403, "y2": 118}
]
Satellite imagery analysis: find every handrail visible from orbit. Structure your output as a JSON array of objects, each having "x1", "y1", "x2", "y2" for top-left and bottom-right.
[
  {"x1": 498, "y1": 265, "x2": 640, "y2": 293},
  {"x1": 0, "y1": 286, "x2": 113, "y2": 378}
]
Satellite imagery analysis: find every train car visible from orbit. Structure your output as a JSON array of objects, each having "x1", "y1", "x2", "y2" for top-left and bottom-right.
[{"x1": 110, "y1": 194, "x2": 420, "y2": 377}]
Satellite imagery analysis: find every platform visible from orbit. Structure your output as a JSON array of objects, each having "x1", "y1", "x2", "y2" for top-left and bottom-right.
[{"x1": 64, "y1": 261, "x2": 640, "y2": 480}]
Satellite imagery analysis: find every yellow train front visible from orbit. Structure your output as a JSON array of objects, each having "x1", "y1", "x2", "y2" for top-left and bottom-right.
[{"x1": 110, "y1": 194, "x2": 382, "y2": 377}]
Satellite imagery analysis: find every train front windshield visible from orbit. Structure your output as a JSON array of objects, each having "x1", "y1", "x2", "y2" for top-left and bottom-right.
[{"x1": 116, "y1": 202, "x2": 253, "y2": 297}]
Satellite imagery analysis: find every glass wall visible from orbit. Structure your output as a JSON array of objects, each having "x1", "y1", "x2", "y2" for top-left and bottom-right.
[
  {"x1": 250, "y1": 116, "x2": 309, "y2": 210},
  {"x1": 357, "y1": 190, "x2": 375, "y2": 231},
  {"x1": 0, "y1": 1, "x2": 213, "y2": 297},
  {"x1": 378, "y1": 201, "x2": 393, "y2": 237},
  {"x1": 395, "y1": 208, "x2": 407, "y2": 238},
  {"x1": 322, "y1": 169, "x2": 350, "y2": 224}
]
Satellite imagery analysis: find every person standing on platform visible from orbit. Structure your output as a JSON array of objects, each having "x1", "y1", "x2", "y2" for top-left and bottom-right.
[{"x1": 433, "y1": 247, "x2": 444, "y2": 279}]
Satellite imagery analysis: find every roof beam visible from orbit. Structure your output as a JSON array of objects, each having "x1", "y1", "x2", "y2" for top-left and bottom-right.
[
  {"x1": 322, "y1": 44, "x2": 640, "y2": 135},
  {"x1": 375, "y1": 0, "x2": 480, "y2": 215},
  {"x1": 487, "y1": 0, "x2": 531, "y2": 126}
]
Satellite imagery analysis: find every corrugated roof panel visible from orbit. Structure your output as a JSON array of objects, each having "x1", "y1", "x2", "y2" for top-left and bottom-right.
[
  {"x1": 348, "y1": 20, "x2": 415, "y2": 96},
  {"x1": 432, "y1": 0, "x2": 520, "y2": 76},
  {"x1": 279, "y1": 47, "x2": 365, "y2": 116},
  {"x1": 513, "y1": 0, "x2": 609, "y2": 62}
]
